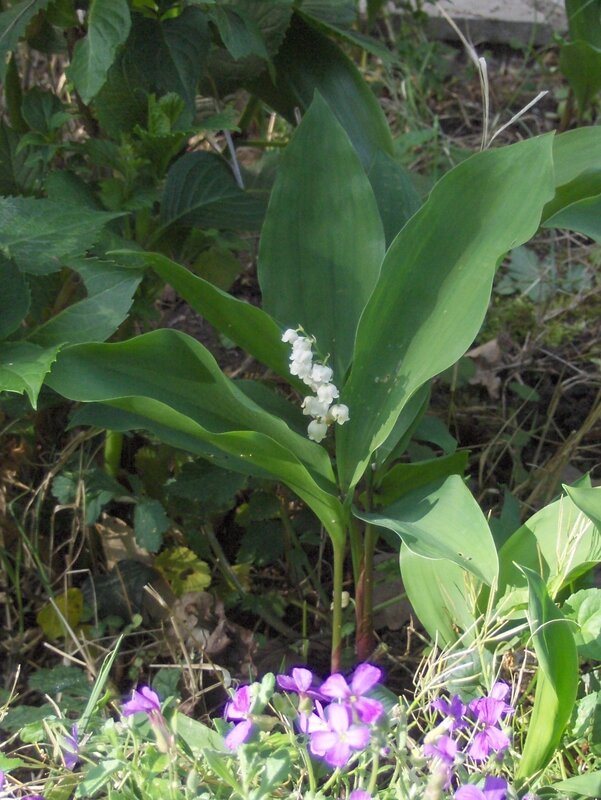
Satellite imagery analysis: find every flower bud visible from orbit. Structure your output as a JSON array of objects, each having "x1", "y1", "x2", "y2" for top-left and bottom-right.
[{"x1": 307, "y1": 420, "x2": 328, "y2": 442}]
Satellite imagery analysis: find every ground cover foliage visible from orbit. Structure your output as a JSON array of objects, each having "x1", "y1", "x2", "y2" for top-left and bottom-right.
[{"x1": 1, "y1": 1, "x2": 601, "y2": 799}]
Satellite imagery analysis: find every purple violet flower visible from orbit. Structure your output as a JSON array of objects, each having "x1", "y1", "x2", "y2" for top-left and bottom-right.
[
  {"x1": 455, "y1": 775, "x2": 508, "y2": 800},
  {"x1": 0, "y1": 772, "x2": 4, "y2": 791},
  {"x1": 424, "y1": 734, "x2": 458, "y2": 766},
  {"x1": 432, "y1": 694, "x2": 468, "y2": 731},
  {"x1": 467, "y1": 688, "x2": 513, "y2": 761},
  {"x1": 349, "y1": 791, "x2": 372, "y2": 800},
  {"x1": 122, "y1": 685, "x2": 173, "y2": 753},
  {"x1": 62, "y1": 723, "x2": 80, "y2": 770},
  {"x1": 319, "y1": 663, "x2": 384, "y2": 724},
  {"x1": 23, "y1": 796, "x2": 45, "y2": 800},
  {"x1": 224, "y1": 685, "x2": 255, "y2": 750},
  {"x1": 277, "y1": 667, "x2": 324, "y2": 701},
  {"x1": 309, "y1": 703, "x2": 371, "y2": 767},
  {"x1": 122, "y1": 686, "x2": 161, "y2": 717}
]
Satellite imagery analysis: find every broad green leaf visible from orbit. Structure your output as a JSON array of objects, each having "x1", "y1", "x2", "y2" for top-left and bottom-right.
[
  {"x1": 337, "y1": 134, "x2": 555, "y2": 490},
  {"x1": 159, "y1": 151, "x2": 266, "y2": 234},
  {"x1": 400, "y1": 546, "x2": 476, "y2": 643},
  {"x1": 356, "y1": 475, "x2": 498, "y2": 585},
  {"x1": 250, "y1": 15, "x2": 419, "y2": 242},
  {"x1": 563, "y1": 589, "x2": 601, "y2": 660},
  {"x1": 258, "y1": 92, "x2": 385, "y2": 379},
  {"x1": 0, "y1": 256, "x2": 30, "y2": 337},
  {"x1": 0, "y1": 0, "x2": 52, "y2": 82},
  {"x1": 560, "y1": 41, "x2": 601, "y2": 114},
  {"x1": 77, "y1": 395, "x2": 347, "y2": 546},
  {"x1": 123, "y1": 250, "x2": 290, "y2": 380},
  {"x1": 48, "y1": 330, "x2": 332, "y2": 482},
  {"x1": 374, "y1": 451, "x2": 468, "y2": 506},
  {"x1": 0, "y1": 340, "x2": 60, "y2": 406},
  {"x1": 0, "y1": 197, "x2": 120, "y2": 275},
  {"x1": 28, "y1": 259, "x2": 142, "y2": 347},
  {"x1": 552, "y1": 126, "x2": 601, "y2": 189},
  {"x1": 565, "y1": 484, "x2": 601, "y2": 528},
  {"x1": 21, "y1": 87, "x2": 66, "y2": 133},
  {"x1": 47, "y1": 331, "x2": 346, "y2": 543},
  {"x1": 517, "y1": 568, "x2": 578, "y2": 781},
  {"x1": 497, "y1": 488, "x2": 601, "y2": 604},
  {"x1": 67, "y1": 0, "x2": 131, "y2": 104},
  {"x1": 373, "y1": 382, "x2": 430, "y2": 468},
  {"x1": 552, "y1": 771, "x2": 601, "y2": 797}
]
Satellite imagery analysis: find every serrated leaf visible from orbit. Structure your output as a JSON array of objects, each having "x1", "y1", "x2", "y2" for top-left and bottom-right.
[
  {"x1": 67, "y1": 0, "x2": 131, "y2": 104},
  {"x1": 154, "y1": 545, "x2": 211, "y2": 594},
  {"x1": 0, "y1": 196, "x2": 121, "y2": 275},
  {"x1": 134, "y1": 498, "x2": 170, "y2": 552},
  {"x1": 36, "y1": 588, "x2": 84, "y2": 640},
  {"x1": 0, "y1": 340, "x2": 60, "y2": 407},
  {"x1": 28, "y1": 258, "x2": 142, "y2": 347}
]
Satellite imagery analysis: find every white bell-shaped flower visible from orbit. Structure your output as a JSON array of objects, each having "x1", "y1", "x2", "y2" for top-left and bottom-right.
[
  {"x1": 307, "y1": 419, "x2": 328, "y2": 442},
  {"x1": 328, "y1": 404, "x2": 350, "y2": 425}
]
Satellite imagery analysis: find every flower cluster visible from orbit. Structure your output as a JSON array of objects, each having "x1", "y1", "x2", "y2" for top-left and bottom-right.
[
  {"x1": 281, "y1": 328, "x2": 349, "y2": 442},
  {"x1": 427, "y1": 681, "x2": 515, "y2": 799},
  {"x1": 224, "y1": 663, "x2": 384, "y2": 769}
]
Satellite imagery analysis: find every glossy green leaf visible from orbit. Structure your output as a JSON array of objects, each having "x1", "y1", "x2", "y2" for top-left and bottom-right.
[
  {"x1": 0, "y1": 256, "x2": 30, "y2": 338},
  {"x1": 551, "y1": 126, "x2": 601, "y2": 189},
  {"x1": 0, "y1": 0, "x2": 52, "y2": 82},
  {"x1": 67, "y1": 0, "x2": 131, "y2": 104},
  {"x1": 159, "y1": 152, "x2": 266, "y2": 234},
  {"x1": 259, "y1": 92, "x2": 385, "y2": 379},
  {"x1": 125, "y1": 251, "x2": 290, "y2": 379},
  {"x1": 336, "y1": 135, "x2": 555, "y2": 490},
  {"x1": 47, "y1": 331, "x2": 346, "y2": 543},
  {"x1": 356, "y1": 475, "x2": 498, "y2": 585},
  {"x1": 28, "y1": 259, "x2": 142, "y2": 347},
  {"x1": 0, "y1": 340, "x2": 60, "y2": 407},
  {"x1": 250, "y1": 14, "x2": 419, "y2": 243},
  {"x1": 497, "y1": 488, "x2": 601, "y2": 605},
  {"x1": 373, "y1": 382, "x2": 430, "y2": 468},
  {"x1": 374, "y1": 451, "x2": 468, "y2": 506},
  {"x1": 0, "y1": 197, "x2": 120, "y2": 275},
  {"x1": 400, "y1": 546, "x2": 476, "y2": 643},
  {"x1": 517, "y1": 567, "x2": 578, "y2": 781}
]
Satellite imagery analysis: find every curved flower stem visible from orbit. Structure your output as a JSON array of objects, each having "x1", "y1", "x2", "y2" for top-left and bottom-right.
[
  {"x1": 321, "y1": 767, "x2": 342, "y2": 794},
  {"x1": 367, "y1": 749, "x2": 380, "y2": 795}
]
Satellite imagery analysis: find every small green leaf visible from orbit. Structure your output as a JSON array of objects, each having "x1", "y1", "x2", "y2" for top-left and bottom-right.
[
  {"x1": 552, "y1": 771, "x2": 601, "y2": 798},
  {"x1": 134, "y1": 498, "x2": 170, "y2": 552},
  {"x1": 67, "y1": 0, "x2": 131, "y2": 104},
  {"x1": 154, "y1": 545, "x2": 211, "y2": 594},
  {"x1": 563, "y1": 588, "x2": 601, "y2": 660}
]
